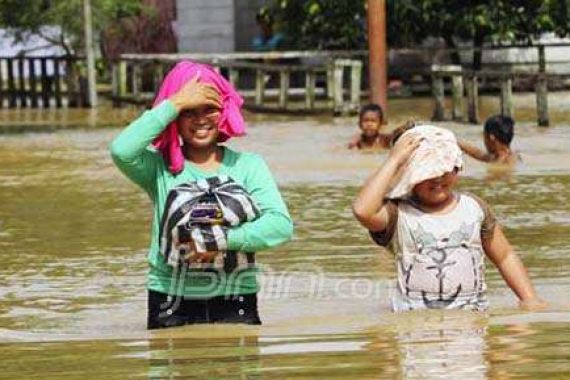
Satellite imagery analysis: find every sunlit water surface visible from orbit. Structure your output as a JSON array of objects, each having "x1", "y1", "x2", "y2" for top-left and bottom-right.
[{"x1": 1, "y1": 96, "x2": 569, "y2": 379}]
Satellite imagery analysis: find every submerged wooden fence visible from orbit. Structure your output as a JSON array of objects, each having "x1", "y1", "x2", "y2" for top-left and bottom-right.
[
  {"x1": 430, "y1": 45, "x2": 570, "y2": 126},
  {"x1": 1, "y1": 45, "x2": 569, "y2": 123},
  {"x1": 431, "y1": 60, "x2": 562, "y2": 127},
  {"x1": 0, "y1": 56, "x2": 87, "y2": 108},
  {"x1": 112, "y1": 53, "x2": 363, "y2": 115}
]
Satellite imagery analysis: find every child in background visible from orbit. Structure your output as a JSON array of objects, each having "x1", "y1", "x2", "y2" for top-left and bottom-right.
[
  {"x1": 459, "y1": 115, "x2": 517, "y2": 164},
  {"x1": 348, "y1": 104, "x2": 392, "y2": 150},
  {"x1": 353, "y1": 124, "x2": 546, "y2": 312}
]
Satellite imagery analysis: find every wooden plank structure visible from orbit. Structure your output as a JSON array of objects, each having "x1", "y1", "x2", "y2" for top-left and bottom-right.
[
  {"x1": 0, "y1": 56, "x2": 85, "y2": 108},
  {"x1": 0, "y1": 44, "x2": 567, "y2": 122},
  {"x1": 111, "y1": 52, "x2": 364, "y2": 115},
  {"x1": 430, "y1": 45, "x2": 566, "y2": 127}
]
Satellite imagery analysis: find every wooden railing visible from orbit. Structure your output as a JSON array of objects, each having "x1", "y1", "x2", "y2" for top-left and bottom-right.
[
  {"x1": 0, "y1": 56, "x2": 87, "y2": 108},
  {"x1": 431, "y1": 46, "x2": 567, "y2": 126},
  {"x1": 111, "y1": 53, "x2": 363, "y2": 115}
]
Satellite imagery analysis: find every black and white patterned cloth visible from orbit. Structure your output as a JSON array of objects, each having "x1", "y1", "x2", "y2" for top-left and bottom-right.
[{"x1": 159, "y1": 175, "x2": 260, "y2": 268}]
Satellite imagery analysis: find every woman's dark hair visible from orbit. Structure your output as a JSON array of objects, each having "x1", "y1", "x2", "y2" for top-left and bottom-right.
[
  {"x1": 359, "y1": 103, "x2": 383, "y2": 122},
  {"x1": 390, "y1": 120, "x2": 416, "y2": 146},
  {"x1": 484, "y1": 114, "x2": 514, "y2": 145}
]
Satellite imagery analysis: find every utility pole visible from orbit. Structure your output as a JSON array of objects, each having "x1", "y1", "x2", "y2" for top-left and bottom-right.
[
  {"x1": 367, "y1": 0, "x2": 387, "y2": 116},
  {"x1": 83, "y1": 0, "x2": 97, "y2": 107}
]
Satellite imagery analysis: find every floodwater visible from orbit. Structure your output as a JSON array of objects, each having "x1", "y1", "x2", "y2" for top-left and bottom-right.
[{"x1": 1, "y1": 95, "x2": 569, "y2": 379}]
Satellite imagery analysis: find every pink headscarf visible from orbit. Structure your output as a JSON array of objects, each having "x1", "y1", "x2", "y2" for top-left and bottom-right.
[{"x1": 152, "y1": 60, "x2": 246, "y2": 174}]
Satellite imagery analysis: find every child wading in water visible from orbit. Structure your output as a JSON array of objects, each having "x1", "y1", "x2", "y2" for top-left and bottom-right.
[
  {"x1": 353, "y1": 125, "x2": 546, "y2": 312},
  {"x1": 459, "y1": 115, "x2": 517, "y2": 164},
  {"x1": 348, "y1": 104, "x2": 392, "y2": 150}
]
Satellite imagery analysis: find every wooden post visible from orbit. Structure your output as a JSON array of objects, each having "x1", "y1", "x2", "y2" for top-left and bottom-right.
[
  {"x1": 111, "y1": 61, "x2": 120, "y2": 107},
  {"x1": 229, "y1": 68, "x2": 239, "y2": 88},
  {"x1": 211, "y1": 58, "x2": 220, "y2": 73},
  {"x1": 536, "y1": 74, "x2": 549, "y2": 127},
  {"x1": 305, "y1": 70, "x2": 316, "y2": 109},
  {"x1": 40, "y1": 58, "x2": 50, "y2": 107},
  {"x1": 0, "y1": 59, "x2": 4, "y2": 108},
  {"x1": 119, "y1": 60, "x2": 127, "y2": 99},
  {"x1": 536, "y1": 45, "x2": 549, "y2": 127},
  {"x1": 18, "y1": 58, "x2": 27, "y2": 107},
  {"x1": 367, "y1": 0, "x2": 388, "y2": 115},
  {"x1": 333, "y1": 60, "x2": 344, "y2": 114},
  {"x1": 54, "y1": 58, "x2": 62, "y2": 108},
  {"x1": 83, "y1": 0, "x2": 98, "y2": 107},
  {"x1": 465, "y1": 74, "x2": 479, "y2": 124},
  {"x1": 500, "y1": 76, "x2": 513, "y2": 118},
  {"x1": 28, "y1": 58, "x2": 38, "y2": 108},
  {"x1": 278, "y1": 69, "x2": 290, "y2": 109},
  {"x1": 154, "y1": 62, "x2": 165, "y2": 92},
  {"x1": 64, "y1": 57, "x2": 79, "y2": 107},
  {"x1": 451, "y1": 71, "x2": 464, "y2": 121},
  {"x1": 432, "y1": 73, "x2": 445, "y2": 121},
  {"x1": 7, "y1": 59, "x2": 17, "y2": 108},
  {"x1": 350, "y1": 60, "x2": 362, "y2": 112},
  {"x1": 326, "y1": 62, "x2": 335, "y2": 100},
  {"x1": 255, "y1": 69, "x2": 265, "y2": 106},
  {"x1": 131, "y1": 63, "x2": 141, "y2": 97},
  {"x1": 538, "y1": 45, "x2": 546, "y2": 73}
]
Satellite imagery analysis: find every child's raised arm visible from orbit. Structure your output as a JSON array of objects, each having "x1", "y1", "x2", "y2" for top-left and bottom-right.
[
  {"x1": 483, "y1": 225, "x2": 548, "y2": 311},
  {"x1": 458, "y1": 140, "x2": 495, "y2": 162},
  {"x1": 352, "y1": 134, "x2": 420, "y2": 231}
]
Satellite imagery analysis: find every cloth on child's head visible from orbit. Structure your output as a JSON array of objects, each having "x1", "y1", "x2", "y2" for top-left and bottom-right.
[
  {"x1": 152, "y1": 60, "x2": 246, "y2": 174},
  {"x1": 387, "y1": 124, "x2": 463, "y2": 199}
]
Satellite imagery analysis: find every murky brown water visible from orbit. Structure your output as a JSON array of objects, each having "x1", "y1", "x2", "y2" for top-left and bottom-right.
[{"x1": 1, "y1": 95, "x2": 569, "y2": 378}]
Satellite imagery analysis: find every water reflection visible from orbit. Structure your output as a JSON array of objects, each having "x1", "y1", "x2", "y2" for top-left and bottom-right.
[
  {"x1": 380, "y1": 311, "x2": 489, "y2": 379},
  {"x1": 0, "y1": 102, "x2": 570, "y2": 378}
]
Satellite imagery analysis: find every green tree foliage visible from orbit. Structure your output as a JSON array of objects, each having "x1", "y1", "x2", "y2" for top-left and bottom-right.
[
  {"x1": 0, "y1": 0, "x2": 143, "y2": 55},
  {"x1": 265, "y1": 0, "x2": 570, "y2": 68},
  {"x1": 395, "y1": 0, "x2": 570, "y2": 68},
  {"x1": 265, "y1": 0, "x2": 367, "y2": 49}
]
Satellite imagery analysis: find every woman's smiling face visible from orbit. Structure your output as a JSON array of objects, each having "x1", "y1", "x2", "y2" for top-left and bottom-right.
[{"x1": 177, "y1": 106, "x2": 221, "y2": 149}]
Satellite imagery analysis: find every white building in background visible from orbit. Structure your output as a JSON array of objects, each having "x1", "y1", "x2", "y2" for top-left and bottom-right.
[
  {"x1": 174, "y1": 0, "x2": 266, "y2": 53},
  {"x1": 0, "y1": 28, "x2": 66, "y2": 77},
  {"x1": 478, "y1": 34, "x2": 570, "y2": 73},
  {"x1": 0, "y1": 28, "x2": 65, "y2": 57}
]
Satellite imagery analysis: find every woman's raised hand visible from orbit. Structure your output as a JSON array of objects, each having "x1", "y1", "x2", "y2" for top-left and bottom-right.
[{"x1": 169, "y1": 73, "x2": 222, "y2": 113}]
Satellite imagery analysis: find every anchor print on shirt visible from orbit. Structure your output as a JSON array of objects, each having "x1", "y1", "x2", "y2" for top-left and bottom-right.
[{"x1": 403, "y1": 222, "x2": 477, "y2": 309}]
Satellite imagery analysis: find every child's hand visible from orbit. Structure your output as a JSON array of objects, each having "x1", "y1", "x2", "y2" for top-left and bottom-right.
[
  {"x1": 519, "y1": 297, "x2": 548, "y2": 312},
  {"x1": 169, "y1": 73, "x2": 222, "y2": 112},
  {"x1": 388, "y1": 133, "x2": 421, "y2": 166}
]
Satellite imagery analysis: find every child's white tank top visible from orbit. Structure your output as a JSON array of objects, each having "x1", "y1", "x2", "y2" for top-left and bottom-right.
[{"x1": 372, "y1": 193, "x2": 495, "y2": 312}]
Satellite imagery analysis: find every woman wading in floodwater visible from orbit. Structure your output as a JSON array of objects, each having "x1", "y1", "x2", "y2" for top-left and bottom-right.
[{"x1": 110, "y1": 61, "x2": 293, "y2": 329}]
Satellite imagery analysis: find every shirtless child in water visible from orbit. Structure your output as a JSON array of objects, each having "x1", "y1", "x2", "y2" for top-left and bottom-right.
[
  {"x1": 459, "y1": 115, "x2": 517, "y2": 165},
  {"x1": 348, "y1": 104, "x2": 392, "y2": 150}
]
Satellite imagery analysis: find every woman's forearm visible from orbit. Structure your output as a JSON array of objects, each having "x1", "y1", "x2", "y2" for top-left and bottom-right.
[
  {"x1": 109, "y1": 100, "x2": 178, "y2": 191},
  {"x1": 110, "y1": 100, "x2": 178, "y2": 164},
  {"x1": 227, "y1": 210, "x2": 293, "y2": 252},
  {"x1": 226, "y1": 154, "x2": 293, "y2": 252}
]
